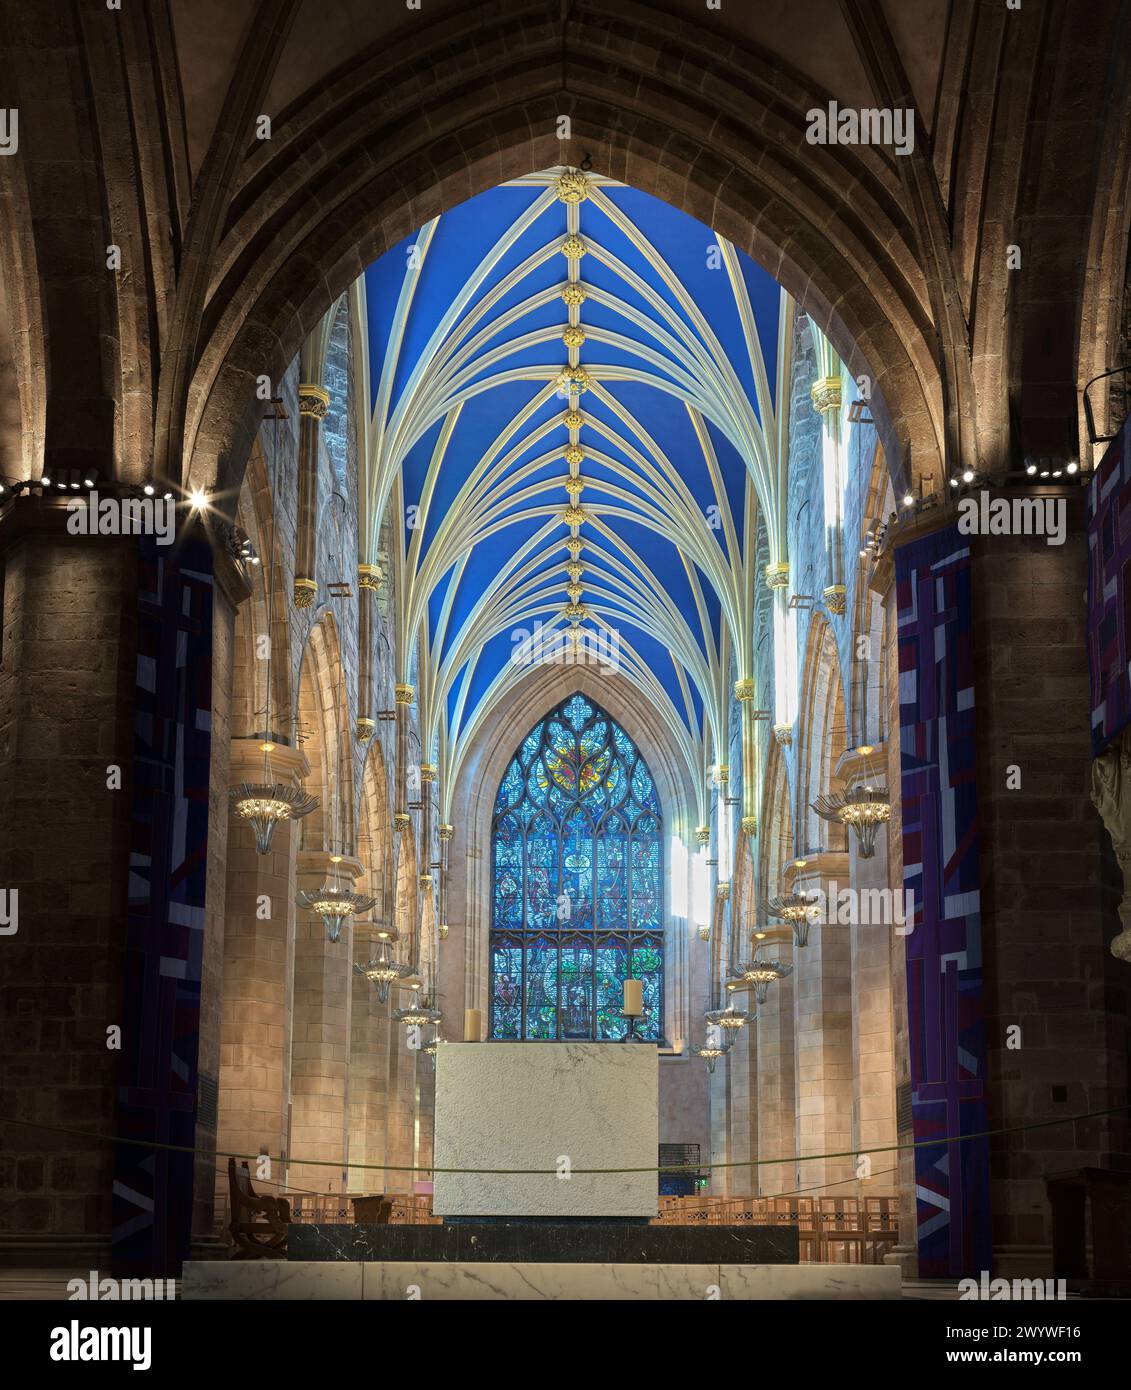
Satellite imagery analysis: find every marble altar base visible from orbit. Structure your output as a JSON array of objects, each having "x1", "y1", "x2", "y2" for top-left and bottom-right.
[{"x1": 182, "y1": 1259, "x2": 902, "y2": 1300}]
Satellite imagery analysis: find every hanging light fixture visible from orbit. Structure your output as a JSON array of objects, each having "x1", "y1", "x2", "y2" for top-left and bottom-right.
[
  {"x1": 704, "y1": 1006, "x2": 751, "y2": 1034},
  {"x1": 297, "y1": 881, "x2": 376, "y2": 943},
  {"x1": 354, "y1": 927, "x2": 412, "y2": 1004},
  {"x1": 765, "y1": 889, "x2": 822, "y2": 948},
  {"x1": 691, "y1": 1042, "x2": 731, "y2": 1074},
  {"x1": 394, "y1": 998, "x2": 443, "y2": 1029},
  {"x1": 811, "y1": 746, "x2": 891, "y2": 859},
  {"x1": 231, "y1": 780, "x2": 318, "y2": 854},
  {"x1": 731, "y1": 958, "x2": 793, "y2": 1005}
]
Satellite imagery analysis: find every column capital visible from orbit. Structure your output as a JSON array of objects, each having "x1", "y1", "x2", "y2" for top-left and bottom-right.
[
  {"x1": 298, "y1": 384, "x2": 330, "y2": 419},
  {"x1": 395, "y1": 683, "x2": 415, "y2": 705},
  {"x1": 810, "y1": 376, "x2": 842, "y2": 415},
  {"x1": 734, "y1": 677, "x2": 756, "y2": 701},
  {"x1": 773, "y1": 724, "x2": 793, "y2": 747},
  {"x1": 293, "y1": 577, "x2": 317, "y2": 608},
  {"x1": 438, "y1": 823, "x2": 454, "y2": 842},
  {"x1": 358, "y1": 563, "x2": 382, "y2": 591},
  {"x1": 420, "y1": 764, "x2": 437, "y2": 783},
  {"x1": 765, "y1": 562, "x2": 790, "y2": 590},
  {"x1": 696, "y1": 825, "x2": 711, "y2": 845},
  {"x1": 355, "y1": 717, "x2": 375, "y2": 744},
  {"x1": 822, "y1": 583, "x2": 847, "y2": 615}
]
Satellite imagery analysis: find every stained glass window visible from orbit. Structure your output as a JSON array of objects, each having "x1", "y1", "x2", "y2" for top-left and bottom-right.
[{"x1": 489, "y1": 693, "x2": 664, "y2": 1041}]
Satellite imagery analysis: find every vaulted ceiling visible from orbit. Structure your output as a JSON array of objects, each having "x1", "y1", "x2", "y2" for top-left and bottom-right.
[{"x1": 356, "y1": 169, "x2": 801, "y2": 774}]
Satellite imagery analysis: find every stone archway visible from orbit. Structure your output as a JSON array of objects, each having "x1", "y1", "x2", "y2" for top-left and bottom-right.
[{"x1": 177, "y1": 2, "x2": 953, "y2": 504}]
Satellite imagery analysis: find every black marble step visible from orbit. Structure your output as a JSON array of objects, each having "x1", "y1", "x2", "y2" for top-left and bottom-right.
[{"x1": 288, "y1": 1222, "x2": 798, "y2": 1265}]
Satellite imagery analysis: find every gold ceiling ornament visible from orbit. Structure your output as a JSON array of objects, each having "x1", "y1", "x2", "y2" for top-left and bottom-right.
[
  {"x1": 566, "y1": 536, "x2": 583, "y2": 558},
  {"x1": 560, "y1": 234, "x2": 587, "y2": 259},
  {"x1": 561, "y1": 284, "x2": 588, "y2": 307},
  {"x1": 557, "y1": 364, "x2": 592, "y2": 393},
  {"x1": 773, "y1": 724, "x2": 793, "y2": 747},
  {"x1": 438, "y1": 922, "x2": 449, "y2": 941},
  {"x1": 563, "y1": 475, "x2": 585, "y2": 498},
  {"x1": 298, "y1": 383, "x2": 331, "y2": 419},
  {"x1": 563, "y1": 600, "x2": 589, "y2": 620},
  {"x1": 438, "y1": 823, "x2": 454, "y2": 842},
  {"x1": 358, "y1": 563, "x2": 382, "y2": 591},
  {"x1": 556, "y1": 170, "x2": 591, "y2": 204},
  {"x1": 562, "y1": 408, "x2": 585, "y2": 429},
  {"x1": 562, "y1": 504, "x2": 587, "y2": 525},
  {"x1": 566, "y1": 582, "x2": 583, "y2": 602},
  {"x1": 696, "y1": 825, "x2": 711, "y2": 845},
  {"x1": 822, "y1": 584, "x2": 847, "y2": 615},
  {"x1": 355, "y1": 716, "x2": 375, "y2": 743},
  {"x1": 734, "y1": 677, "x2": 756, "y2": 702},
  {"x1": 394, "y1": 812, "x2": 411, "y2": 833},
  {"x1": 394, "y1": 683, "x2": 415, "y2": 705},
  {"x1": 810, "y1": 376, "x2": 843, "y2": 415},
  {"x1": 740, "y1": 815, "x2": 757, "y2": 835},
  {"x1": 420, "y1": 764, "x2": 437, "y2": 783},
  {"x1": 765, "y1": 562, "x2": 790, "y2": 590},
  {"x1": 562, "y1": 325, "x2": 586, "y2": 349},
  {"x1": 293, "y1": 577, "x2": 317, "y2": 608},
  {"x1": 565, "y1": 560, "x2": 583, "y2": 582},
  {"x1": 563, "y1": 443, "x2": 585, "y2": 466}
]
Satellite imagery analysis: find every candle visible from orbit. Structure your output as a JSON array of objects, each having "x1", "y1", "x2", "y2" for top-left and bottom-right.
[
  {"x1": 623, "y1": 979, "x2": 643, "y2": 1016},
  {"x1": 464, "y1": 1008, "x2": 483, "y2": 1041}
]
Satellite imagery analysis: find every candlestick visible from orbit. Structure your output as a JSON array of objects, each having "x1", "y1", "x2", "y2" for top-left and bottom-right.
[{"x1": 464, "y1": 1008, "x2": 483, "y2": 1042}]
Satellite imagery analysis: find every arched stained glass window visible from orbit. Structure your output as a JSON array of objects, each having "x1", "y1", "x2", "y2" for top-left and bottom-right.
[{"x1": 489, "y1": 692, "x2": 664, "y2": 1041}]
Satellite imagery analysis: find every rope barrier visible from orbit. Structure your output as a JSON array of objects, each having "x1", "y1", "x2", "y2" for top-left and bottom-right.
[{"x1": 2, "y1": 1103, "x2": 1124, "y2": 1176}]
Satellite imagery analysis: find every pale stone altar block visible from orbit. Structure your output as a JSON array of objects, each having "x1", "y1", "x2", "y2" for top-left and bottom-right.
[{"x1": 433, "y1": 1042, "x2": 658, "y2": 1217}]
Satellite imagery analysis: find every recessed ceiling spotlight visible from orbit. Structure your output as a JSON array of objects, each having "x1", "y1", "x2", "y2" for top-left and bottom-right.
[
  {"x1": 950, "y1": 478, "x2": 959, "y2": 488},
  {"x1": 144, "y1": 484, "x2": 155, "y2": 496},
  {"x1": 1026, "y1": 463, "x2": 1037, "y2": 475},
  {"x1": 962, "y1": 469, "x2": 974, "y2": 483},
  {"x1": 1040, "y1": 470, "x2": 1050, "y2": 478},
  {"x1": 40, "y1": 477, "x2": 50, "y2": 487},
  {"x1": 1067, "y1": 462, "x2": 1078, "y2": 475},
  {"x1": 83, "y1": 476, "x2": 94, "y2": 487},
  {"x1": 163, "y1": 491, "x2": 173, "y2": 500},
  {"x1": 902, "y1": 493, "x2": 914, "y2": 507},
  {"x1": 189, "y1": 488, "x2": 208, "y2": 511}
]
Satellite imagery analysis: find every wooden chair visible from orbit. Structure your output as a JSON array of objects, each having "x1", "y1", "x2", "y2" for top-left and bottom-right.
[{"x1": 227, "y1": 1158, "x2": 290, "y2": 1259}]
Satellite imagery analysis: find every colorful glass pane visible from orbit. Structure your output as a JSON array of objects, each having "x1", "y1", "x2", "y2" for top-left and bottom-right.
[{"x1": 489, "y1": 693, "x2": 664, "y2": 1041}]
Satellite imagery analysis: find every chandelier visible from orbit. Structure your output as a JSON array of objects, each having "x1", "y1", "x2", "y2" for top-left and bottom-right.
[
  {"x1": 766, "y1": 890, "x2": 822, "y2": 948},
  {"x1": 705, "y1": 1007, "x2": 751, "y2": 1033},
  {"x1": 353, "y1": 933, "x2": 413, "y2": 1004},
  {"x1": 691, "y1": 1042, "x2": 730, "y2": 1074},
  {"x1": 394, "y1": 999, "x2": 443, "y2": 1029},
  {"x1": 230, "y1": 781, "x2": 318, "y2": 855},
  {"x1": 811, "y1": 746, "x2": 891, "y2": 859},
  {"x1": 732, "y1": 958, "x2": 793, "y2": 1005},
  {"x1": 296, "y1": 884, "x2": 376, "y2": 943}
]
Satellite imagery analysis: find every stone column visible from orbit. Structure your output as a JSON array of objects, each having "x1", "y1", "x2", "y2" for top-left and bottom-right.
[
  {"x1": 215, "y1": 741, "x2": 308, "y2": 1213},
  {"x1": 293, "y1": 385, "x2": 328, "y2": 610},
  {"x1": 384, "y1": 984, "x2": 420, "y2": 1194},
  {"x1": 810, "y1": 373, "x2": 847, "y2": 615},
  {"x1": 789, "y1": 851, "x2": 854, "y2": 1193},
  {"x1": 288, "y1": 850, "x2": 363, "y2": 1195},
  {"x1": 347, "y1": 957, "x2": 393, "y2": 1194},
  {"x1": 755, "y1": 965, "x2": 797, "y2": 1196},
  {"x1": 0, "y1": 517, "x2": 136, "y2": 1265},
  {"x1": 355, "y1": 564, "x2": 381, "y2": 744}
]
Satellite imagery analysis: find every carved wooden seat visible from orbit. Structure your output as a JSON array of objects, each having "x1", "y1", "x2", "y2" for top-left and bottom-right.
[{"x1": 227, "y1": 1157, "x2": 290, "y2": 1259}]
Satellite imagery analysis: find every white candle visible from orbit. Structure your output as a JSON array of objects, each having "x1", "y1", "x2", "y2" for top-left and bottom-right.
[
  {"x1": 623, "y1": 979, "x2": 643, "y2": 1016},
  {"x1": 464, "y1": 1008, "x2": 483, "y2": 1042}
]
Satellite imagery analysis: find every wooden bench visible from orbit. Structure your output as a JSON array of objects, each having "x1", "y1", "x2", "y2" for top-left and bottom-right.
[{"x1": 227, "y1": 1157, "x2": 290, "y2": 1259}]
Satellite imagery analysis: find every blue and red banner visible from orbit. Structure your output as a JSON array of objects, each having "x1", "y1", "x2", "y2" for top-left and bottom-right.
[
  {"x1": 1087, "y1": 416, "x2": 1131, "y2": 756},
  {"x1": 896, "y1": 524, "x2": 990, "y2": 1277},
  {"x1": 112, "y1": 530, "x2": 214, "y2": 1275}
]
